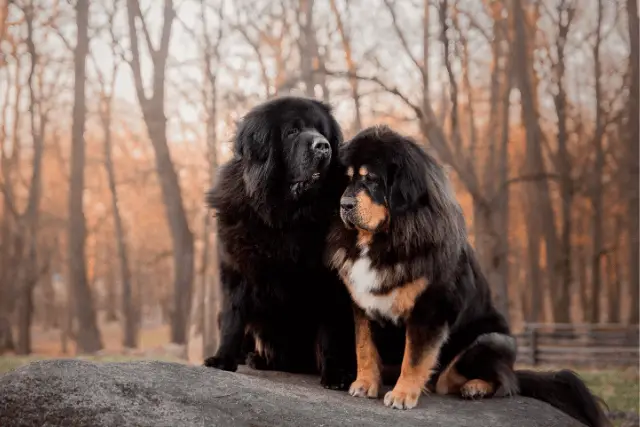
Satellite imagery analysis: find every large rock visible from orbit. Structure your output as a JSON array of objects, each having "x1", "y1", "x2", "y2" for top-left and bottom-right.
[{"x1": 0, "y1": 359, "x2": 583, "y2": 427}]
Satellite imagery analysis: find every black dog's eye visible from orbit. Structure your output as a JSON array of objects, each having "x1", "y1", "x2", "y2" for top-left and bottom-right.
[{"x1": 284, "y1": 128, "x2": 299, "y2": 138}]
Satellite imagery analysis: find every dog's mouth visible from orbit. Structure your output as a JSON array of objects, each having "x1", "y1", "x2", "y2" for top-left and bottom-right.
[
  {"x1": 339, "y1": 208, "x2": 356, "y2": 229},
  {"x1": 290, "y1": 172, "x2": 323, "y2": 198}
]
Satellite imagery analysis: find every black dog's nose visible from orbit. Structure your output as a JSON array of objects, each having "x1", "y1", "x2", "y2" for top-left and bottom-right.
[
  {"x1": 311, "y1": 138, "x2": 331, "y2": 157},
  {"x1": 340, "y1": 197, "x2": 356, "y2": 211}
]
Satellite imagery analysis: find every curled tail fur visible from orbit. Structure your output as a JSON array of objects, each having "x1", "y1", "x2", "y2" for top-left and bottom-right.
[{"x1": 516, "y1": 369, "x2": 610, "y2": 427}]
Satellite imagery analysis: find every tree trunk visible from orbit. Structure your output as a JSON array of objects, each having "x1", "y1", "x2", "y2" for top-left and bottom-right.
[
  {"x1": 607, "y1": 217, "x2": 621, "y2": 323},
  {"x1": 145, "y1": 110, "x2": 194, "y2": 345},
  {"x1": 576, "y1": 209, "x2": 591, "y2": 322},
  {"x1": 473, "y1": 203, "x2": 508, "y2": 318},
  {"x1": 590, "y1": 0, "x2": 604, "y2": 324},
  {"x1": 329, "y1": 0, "x2": 362, "y2": 133},
  {"x1": 69, "y1": 0, "x2": 102, "y2": 353},
  {"x1": 553, "y1": 2, "x2": 574, "y2": 324},
  {"x1": 0, "y1": 216, "x2": 14, "y2": 353},
  {"x1": 102, "y1": 93, "x2": 137, "y2": 348},
  {"x1": 299, "y1": 0, "x2": 316, "y2": 97},
  {"x1": 14, "y1": 3, "x2": 47, "y2": 355},
  {"x1": 126, "y1": 0, "x2": 194, "y2": 345},
  {"x1": 626, "y1": 0, "x2": 639, "y2": 324},
  {"x1": 512, "y1": 0, "x2": 561, "y2": 322},
  {"x1": 203, "y1": 226, "x2": 220, "y2": 358},
  {"x1": 202, "y1": 21, "x2": 221, "y2": 355},
  {"x1": 104, "y1": 242, "x2": 118, "y2": 323},
  {"x1": 474, "y1": 9, "x2": 511, "y2": 320}
]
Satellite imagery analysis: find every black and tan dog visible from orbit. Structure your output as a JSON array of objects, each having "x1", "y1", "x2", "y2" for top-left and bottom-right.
[{"x1": 326, "y1": 125, "x2": 609, "y2": 427}]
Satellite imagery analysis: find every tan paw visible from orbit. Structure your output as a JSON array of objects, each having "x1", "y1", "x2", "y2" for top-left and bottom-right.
[
  {"x1": 383, "y1": 385, "x2": 422, "y2": 409},
  {"x1": 460, "y1": 379, "x2": 493, "y2": 399},
  {"x1": 348, "y1": 377, "x2": 380, "y2": 398}
]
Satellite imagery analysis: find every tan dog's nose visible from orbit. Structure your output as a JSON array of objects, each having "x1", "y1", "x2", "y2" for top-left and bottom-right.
[{"x1": 340, "y1": 197, "x2": 356, "y2": 211}]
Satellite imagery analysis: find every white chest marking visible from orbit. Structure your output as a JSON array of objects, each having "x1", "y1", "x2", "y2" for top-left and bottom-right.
[{"x1": 347, "y1": 248, "x2": 399, "y2": 322}]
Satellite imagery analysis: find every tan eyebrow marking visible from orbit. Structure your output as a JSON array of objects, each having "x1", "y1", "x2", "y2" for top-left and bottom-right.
[
  {"x1": 347, "y1": 167, "x2": 354, "y2": 177},
  {"x1": 359, "y1": 166, "x2": 368, "y2": 176}
]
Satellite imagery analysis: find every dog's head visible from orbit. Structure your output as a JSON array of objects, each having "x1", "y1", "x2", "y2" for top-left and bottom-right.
[
  {"x1": 338, "y1": 125, "x2": 465, "y2": 248},
  {"x1": 235, "y1": 96, "x2": 343, "y2": 205}
]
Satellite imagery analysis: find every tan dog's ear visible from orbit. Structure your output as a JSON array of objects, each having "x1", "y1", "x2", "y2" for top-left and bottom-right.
[{"x1": 388, "y1": 159, "x2": 428, "y2": 214}]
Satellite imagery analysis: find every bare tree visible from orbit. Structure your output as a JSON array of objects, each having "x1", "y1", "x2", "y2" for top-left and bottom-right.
[
  {"x1": 0, "y1": 31, "x2": 19, "y2": 353},
  {"x1": 512, "y1": 0, "x2": 564, "y2": 322},
  {"x1": 69, "y1": 0, "x2": 103, "y2": 353},
  {"x1": 298, "y1": 0, "x2": 315, "y2": 96},
  {"x1": 186, "y1": 0, "x2": 226, "y2": 359},
  {"x1": 1, "y1": 1, "x2": 56, "y2": 354},
  {"x1": 93, "y1": 0, "x2": 137, "y2": 348},
  {"x1": 588, "y1": 0, "x2": 605, "y2": 323},
  {"x1": 329, "y1": 0, "x2": 363, "y2": 133},
  {"x1": 549, "y1": 0, "x2": 576, "y2": 324},
  {"x1": 126, "y1": 0, "x2": 194, "y2": 345},
  {"x1": 627, "y1": 0, "x2": 639, "y2": 324}
]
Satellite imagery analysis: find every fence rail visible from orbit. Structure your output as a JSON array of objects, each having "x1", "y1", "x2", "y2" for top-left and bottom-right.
[{"x1": 514, "y1": 323, "x2": 639, "y2": 367}]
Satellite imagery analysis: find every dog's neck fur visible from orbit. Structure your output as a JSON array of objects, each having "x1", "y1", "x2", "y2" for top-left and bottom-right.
[{"x1": 326, "y1": 203, "x2": 467, "y2": 293}]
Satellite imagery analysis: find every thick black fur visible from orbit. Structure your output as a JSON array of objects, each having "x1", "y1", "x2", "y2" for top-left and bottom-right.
[
  {"x1": 203, "y1": 96, "x2": 355, "y2": 389},
  {"x1": 326, "y1": 125, "x2": 609, "y2": 425}
]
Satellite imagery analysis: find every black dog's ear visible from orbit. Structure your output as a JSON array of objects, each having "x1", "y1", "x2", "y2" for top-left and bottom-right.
[
  {"x1": 233, "y1": 113, "x2": 271, "y2": 161},
  {"x1": 233, "y1": 113, "x2": 279, "y2": 218}
]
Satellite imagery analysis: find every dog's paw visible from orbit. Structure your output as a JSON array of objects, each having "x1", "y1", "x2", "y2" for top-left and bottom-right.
[
  {"x1": 383, "y1": 385, "x2": 422, "y2": 409},
  {"x1": 245, "y1": 352, "x2": 270, "y2": 370},
  {"x1": 203, "y1": 355, "x2": 238, "y2": 372},
  {"x1": 348, "y1": 377, "x2": 380, "y2": 398},
  {"x1": 460, "y1": 379, "x2": 493, "y2": 400},
  {"x1": 321, "y1": 365, "x2": 355, "y2": 390}
]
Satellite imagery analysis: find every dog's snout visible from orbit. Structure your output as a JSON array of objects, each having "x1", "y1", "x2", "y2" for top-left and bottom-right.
[
  {"x1": 311, "y1": 138, "x2": 331, "y2": 157},
  {"x1": 340, "y1": 197, "x2": 356, "y2": 211}
]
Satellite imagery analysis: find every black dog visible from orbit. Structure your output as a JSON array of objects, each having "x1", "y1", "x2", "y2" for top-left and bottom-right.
[
  {"x1": 203, "y1": 96, "x2": 355, "y2": 389},
  {"x1": 325, "y1": 125, "x2": 609, "y2": 426}
]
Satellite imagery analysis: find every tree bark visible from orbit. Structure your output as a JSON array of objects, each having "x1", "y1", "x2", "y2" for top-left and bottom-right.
[
  {"x1": 474, "y1": 8, "x2": 511, "y2": 319},
  {"x1": 104, "y1": 241, "x2": 118, "y2": 323},
  {"x1": 102, "y1": 93, "x2": 137, "y2": 347},
  {"x1": 199, "y1": 0, "x2": 223, "y2": 357},
  {"x1": 298, "y1": 0, "x2": 316, "y2": 97},
  {"x1": 552, "y1": 0, "x2": 574, "y2": 324},
  {"x1": 589, "y1": 0, "x2": 604, "y2": 324},
  {"x1": 69, "y1": 0, "x2": 103, "y2": 354},
  {"x1": 512, "y1": 0, "x2": 561, "y2": 322},
  {"x1": 329, "y1": 0, "x2": 362, "y2": 133},
  {"x1": 607, "y1": 216, "x2": 622, "y2": 323},
  {"x1": 14, "y1": 3, "x2": 48, "y2": 355},
  {"x1": 126, "y1": 0, "x2": 194, "y2": 344},
  {"x1": 626, "y1": 0, "x2": 639, "y2": 324}
]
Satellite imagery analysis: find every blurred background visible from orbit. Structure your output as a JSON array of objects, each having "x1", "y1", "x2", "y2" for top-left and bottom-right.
[{"x1": 0, "y1": 0, "x2": 638, "y2": 422}]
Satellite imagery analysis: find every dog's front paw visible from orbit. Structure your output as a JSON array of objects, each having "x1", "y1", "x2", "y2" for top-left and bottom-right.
[
  {"x1": 383, "y1": 384, "x2": 423, "y2": 409},
  {"x1": 348, "y1": 377, "x2": 380, "y2": 398},
  {"x1": 203, "y1": 355, "x2": 238, "y2": 372},
  {"x1": 320, "y1": 364, "x2": 355, "y2": 390}
]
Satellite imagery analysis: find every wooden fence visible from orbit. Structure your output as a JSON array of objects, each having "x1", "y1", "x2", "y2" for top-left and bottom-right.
[{"x1": 514, "y1": 323, "x2": 639, "y2": 367}]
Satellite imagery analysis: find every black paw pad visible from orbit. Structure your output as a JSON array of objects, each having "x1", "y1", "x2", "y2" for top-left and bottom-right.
[
  {"x1": 321, "y1": 366, "x2": 355, "y2": 391},
  {"x1": 203, "y1": 355, "x2": 238, "y2": 372}
]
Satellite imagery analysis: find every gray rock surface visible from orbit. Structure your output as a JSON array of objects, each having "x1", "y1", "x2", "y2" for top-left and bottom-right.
[{"x1": 0, "y1": 359, "x2": 584, "y2": 427}]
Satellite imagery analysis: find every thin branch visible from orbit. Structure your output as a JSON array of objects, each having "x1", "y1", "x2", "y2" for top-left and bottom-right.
[
  {"x1": 133, "y1": 0, "x2": 157, "y2": 57},
  {"x1": 382, "y1": 0, "x2": 425, "y2": 76}
]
